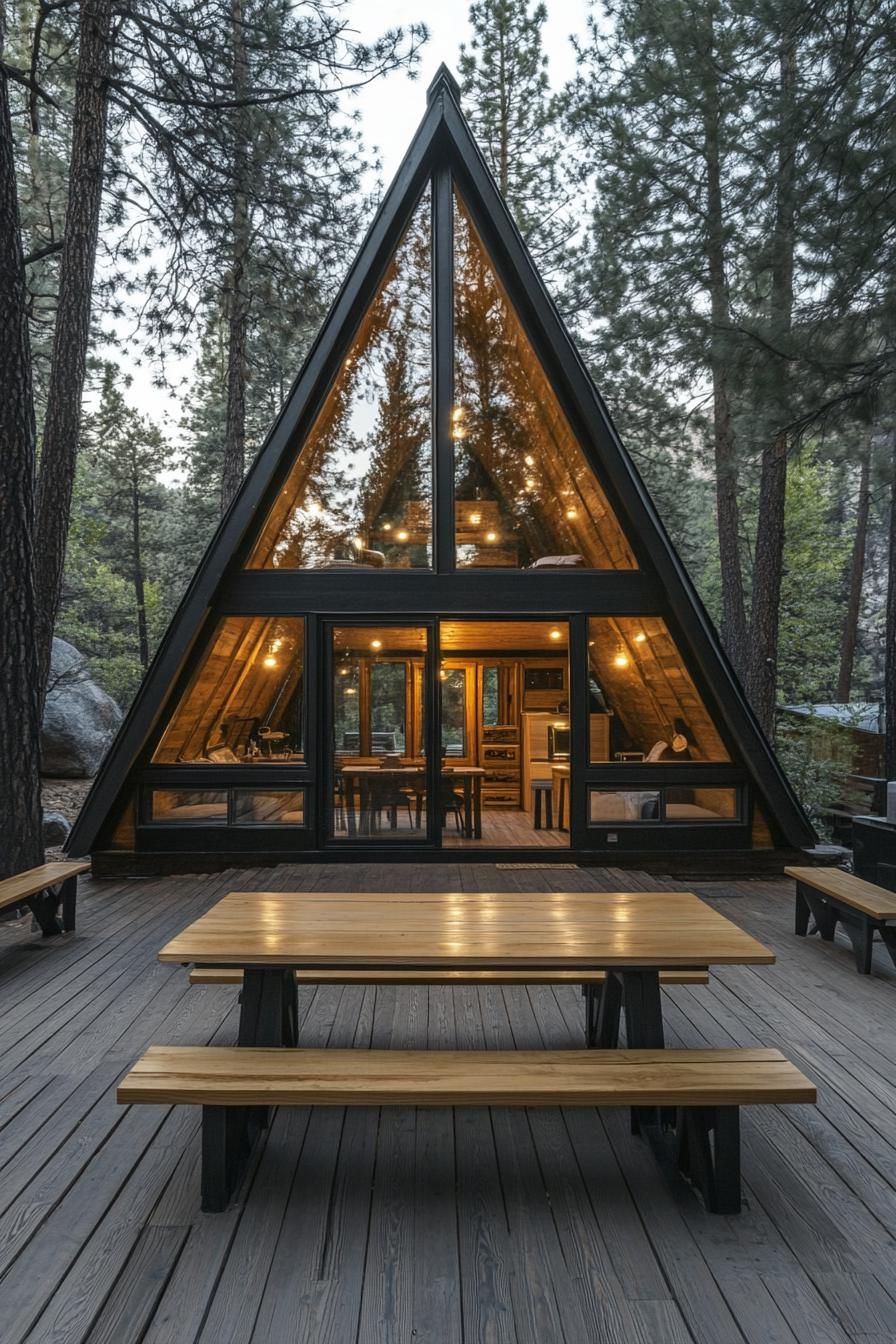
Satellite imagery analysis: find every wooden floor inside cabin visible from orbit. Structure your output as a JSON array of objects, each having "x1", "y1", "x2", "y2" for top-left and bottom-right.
[
  {"x1": 0, "y1": 862, "x2": 895, "y2": 1342},
  {"x1": 443, "y1": 806, "x2": 569, "y2": 847}
]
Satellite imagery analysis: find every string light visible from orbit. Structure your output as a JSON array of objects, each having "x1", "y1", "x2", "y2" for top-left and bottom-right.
[
  {"x1": 370, "y1": 639, "x2": 382, "y2": 650},
  {"x1": 613, "y1": 651, "x2": 629, "y2": 668},
  {"x1": 549, "y1": 628, "x2": 562, "y2": 641},
  {"x1": 486, "y1": 531, "x2": 498, "y2": 542},
  {"x1": 468, "y1": 512, "x2": 481, "y2": 525},
  {"x1": 396, "y1": 530, "x2": 409, "y2": 542},
  {"x1": 263, "y1": 654, "x2": 278, "y2": 669},
  {"x1": 634, "y1": 632, "x2": 647, "y2": 643},
  {"x1": 565, "y1": 507, "x2": 578, "y2": 520}
]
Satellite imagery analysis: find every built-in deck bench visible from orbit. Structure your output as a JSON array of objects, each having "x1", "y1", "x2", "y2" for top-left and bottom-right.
[
  {"x1": 786, "y1": 865, "x2": 896, "y2": 973},
  {"x1": 0, "y1": 860, "x2": 90, "y2": 937},
  {"x1": 188, "y1": 965, "x2": 710, "y2": 1048},
  {"x1": 118, "y1": 1044, "x2": 815, "y2": 1215}
]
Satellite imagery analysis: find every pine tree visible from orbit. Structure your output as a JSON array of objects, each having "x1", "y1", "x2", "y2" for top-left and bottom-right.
[{"x1": 459, "y1": 0, "x2": 572, "y2": 275}]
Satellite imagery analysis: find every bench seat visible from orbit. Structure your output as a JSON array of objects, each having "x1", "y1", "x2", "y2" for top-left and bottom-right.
[
  {"x1": 786, "y1": 865, "x2": 896, "y2": 973},
  {"x1": 118, "y1": 1044, "x2": 815, "y2": 1215},
  {"x1": 0, "y1": 860, "x2": 90, "y2": 936}
]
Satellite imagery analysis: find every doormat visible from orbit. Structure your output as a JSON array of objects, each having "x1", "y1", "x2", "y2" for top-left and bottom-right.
[{"x1": 496, "y1": 863, "x2": 580, "y2": 870}]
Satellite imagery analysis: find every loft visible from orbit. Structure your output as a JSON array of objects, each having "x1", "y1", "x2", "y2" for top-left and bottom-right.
[{"x1": 66, "y1": 68, "x2": 813, "y2": 874}]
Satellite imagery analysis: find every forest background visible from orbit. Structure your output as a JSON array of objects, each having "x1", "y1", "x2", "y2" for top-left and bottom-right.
[{"x1": 2, "y1": 0, "x2": 895, "y2": 870}]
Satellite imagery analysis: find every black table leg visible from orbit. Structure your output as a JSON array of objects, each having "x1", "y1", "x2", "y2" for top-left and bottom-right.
[
  {"x1": 238, "y1": 967, "x2": 299, "y2": 1133},
  {"x1": 620, "y1": 969, "x2": 665, "y2": 1131},
  {"x1": 463, "y1": 777, "x2": 473, "y2": 839}
]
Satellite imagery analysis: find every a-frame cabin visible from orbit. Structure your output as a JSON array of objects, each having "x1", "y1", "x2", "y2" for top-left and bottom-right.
[{"x1": 68, "y1": 67, "x2": 814, "y2": 875}]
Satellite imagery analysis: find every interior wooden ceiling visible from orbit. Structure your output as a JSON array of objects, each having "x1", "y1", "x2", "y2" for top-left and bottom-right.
[{"x1": 331, "y1": 620, "x2": 569, "y2": 654}]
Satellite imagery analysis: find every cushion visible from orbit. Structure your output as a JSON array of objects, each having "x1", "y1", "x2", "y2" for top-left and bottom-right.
[
  {"x1": 207, "y1": 746, "x2": 240, "y2": 764},
  {"x1": 529, "y1": 554, "x2": 586, "y2": 568}
]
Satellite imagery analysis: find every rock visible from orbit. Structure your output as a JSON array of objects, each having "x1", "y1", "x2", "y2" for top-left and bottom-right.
[
  {"x1": 42, "y1": 811, "x2": 71, "y2": 845},
  {"x1": 41, "y1": 638, "x2": 123, "y2": 778}
]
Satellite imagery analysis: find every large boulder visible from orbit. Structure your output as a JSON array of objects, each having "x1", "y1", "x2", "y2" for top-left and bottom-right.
[
  {"x1": 41, "y1": 638, "x2": 123, "y2": 777},
  {"x1": 42, "y1": 811, "x2": 72, "y2": 845}
]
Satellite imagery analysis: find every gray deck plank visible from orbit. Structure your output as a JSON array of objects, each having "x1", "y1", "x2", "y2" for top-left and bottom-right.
[{"x1": 1, "y1": 863, "x2": 895, "y2": 1342}]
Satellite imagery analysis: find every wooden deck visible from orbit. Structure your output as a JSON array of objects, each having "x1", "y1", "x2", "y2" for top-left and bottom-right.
[{"x1": 0, "y1": 862, "x2": 895, "y2": 1342}]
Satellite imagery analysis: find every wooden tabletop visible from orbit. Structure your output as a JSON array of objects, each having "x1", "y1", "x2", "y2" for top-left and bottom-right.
[{"x1": 159, "y1": 890, "x2": 775, "y2": 970}]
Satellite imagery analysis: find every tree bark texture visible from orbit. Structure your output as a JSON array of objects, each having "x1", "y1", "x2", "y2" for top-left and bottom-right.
[
  {"x1": 34, "y1": 0, "x2": 112, "y2": 703},
  {"x1": 0, "y1": 39, "x2": 44, "y2": 876},
  {"x1": 748, "y1": 37, "x2": 797, "y2": 738},
  {"x1": 701, "y1": 31, "x2": 748, "y2": 680},
  {"x1": 836, "y1": 443, "x2": 871, "y2": 702},
  {"x1": 220, "y1": 0, "x2": 250, "y2": 513},
  {"x1": 884, "y1": 439, "x2": 896, "y2": 780}
]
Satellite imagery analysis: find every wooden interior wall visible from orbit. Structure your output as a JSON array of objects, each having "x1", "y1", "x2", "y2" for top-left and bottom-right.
[
  {"x1": 588, "y1": 616, "x2": 729, "y2": 761},
  {"x1": 153, "y1": 618, "x2": 303, "y2": 762}
]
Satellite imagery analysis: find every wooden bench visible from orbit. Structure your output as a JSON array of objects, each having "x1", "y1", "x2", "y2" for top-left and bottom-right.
[
  {"x1": 786, "y1": 865, "x2": 896, "y2": 973},
  {"x1": 188, "y1": 966, "x2": 711, "y2": 1048},
  {"x1": 0, "y1": 860, "x2": 90, "y2": 937},
  {"x1": 118, "y1": 1044, "x2": 815, "y2": 1215}
]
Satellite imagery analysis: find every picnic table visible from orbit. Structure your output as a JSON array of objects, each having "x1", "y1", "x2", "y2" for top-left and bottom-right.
[{"x1": 159, "y1": 888, "x2": 774, "y2": 1050}]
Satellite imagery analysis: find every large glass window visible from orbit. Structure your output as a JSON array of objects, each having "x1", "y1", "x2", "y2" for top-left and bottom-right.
[
  {"x1": 453, "y1": 194, "x2": 637, "y2": 571},
  {"x1": 153, "y1": 617, "x2": 304, "y2": 764},
  {"x1": 247, "y1": 189, "x2": 432, "y2": 569},
  {"x1": 329, "y1": 626, "x2": 428, "y2": 841},
  {"x1": 587, "y1": 617, "x2": 729, "y2": 763}
]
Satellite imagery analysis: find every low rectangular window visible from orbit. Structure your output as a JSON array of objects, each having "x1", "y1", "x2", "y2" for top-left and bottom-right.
[
  {"x1": 148, "y1": 789, "x2": 228, "y2": 825},
  {"x1": 588, "y1": 790, "x2": 660, "y2": 823},
  {"x1": 665, "y1": 787, "x2": 739, "y2": 822},
  {"x1": 233, "y1": 790, "x2": 306, "y2": 826}
]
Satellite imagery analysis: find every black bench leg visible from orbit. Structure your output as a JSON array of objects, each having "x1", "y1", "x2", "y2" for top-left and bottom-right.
[
  {"x1": 803, "y1": 891, "x2": 838, "y2": 941},
  {"x1": 794, "y1": 884, "x2": 811, "y2": 937},
  {"x1": 60, "y1": 875, "x2": 77, "y2": 932},
  {"x1": 201, "y1": 1105, "x2": 249, "y2": 1212},
  {"x1": 880, "y1": 926, "x2": 896, "y2": 971},
  {"x1": 25, "y1": 890, "x2": 62, "y2": 938},
  {"x1": 676, "y1": 1106, "x2": 741, "y2": 1214},
  {"x1": 841, "y1": 914, "x2": 875, "y2": 974}
]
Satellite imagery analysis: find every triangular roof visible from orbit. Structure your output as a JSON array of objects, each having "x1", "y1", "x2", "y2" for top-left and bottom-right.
[{"x1": 68, "y1": 65, "x2": 814, "y2": 854}]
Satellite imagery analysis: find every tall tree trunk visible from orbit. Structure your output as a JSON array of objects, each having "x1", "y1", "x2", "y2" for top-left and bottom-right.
[
  {"x1": 702, "y1": 26, "x2": 748, "y2": 679},
  {"x1": 748, "y1": 36, "x2": 797, "y2": 738},
  {"x1": 0, "y1": 34, "x2": 43, "y2": 876},
  {"x1": 131, "y1": 476, "x2": 149, "y2": 668},
  {"x1": 885, "y1": 439, "x2": 896, "y2": 780},
  {"x1": 220, "y1": 0, "x2": 250, "y2": 512},
  {"x1": 836, "y1": 442, "x2": 871, "y2": 702},
  {"x1": 33, "y1": 0, "x2": 112, "y2": 703}
]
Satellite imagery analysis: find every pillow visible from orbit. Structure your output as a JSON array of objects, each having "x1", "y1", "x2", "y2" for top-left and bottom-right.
[{"x1": 529, "y1": 554, "x2": 585, "y2": 568}]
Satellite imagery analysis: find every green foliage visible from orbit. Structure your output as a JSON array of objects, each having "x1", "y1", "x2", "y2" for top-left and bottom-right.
[
  {"x1": 777, "y1": 456, "x2": 852, "y2": 704},
  {"x1": 775, "y1": 718, "x2": 847, "y2": 839}
]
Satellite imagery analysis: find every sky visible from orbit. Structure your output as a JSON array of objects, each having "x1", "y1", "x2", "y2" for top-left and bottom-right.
[{"x1": 119, "y1": 0, "x2": 595, "y2": 424}]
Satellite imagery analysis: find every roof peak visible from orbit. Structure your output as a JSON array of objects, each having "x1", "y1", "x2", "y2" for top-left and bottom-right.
[{"x1": 427, "y1": 63, "x2": 461, "y2": 106}]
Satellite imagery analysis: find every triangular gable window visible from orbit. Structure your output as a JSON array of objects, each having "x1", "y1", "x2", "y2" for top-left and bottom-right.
[
  {"x1": 248, "y1": 187, "x2": 433, "y2": 569},
  {"x1": 452, "y1": 193, "x2": 637, "y2": 571}
]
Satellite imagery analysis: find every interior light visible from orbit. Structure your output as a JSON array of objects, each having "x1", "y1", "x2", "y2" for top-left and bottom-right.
[
  {"x1": 613, "y1": 652, "x2": 629, "y2": 668},
  {"x1": 382, "y1": 521, "x2": 392, "y2": 532},
  {"x1": 271, "y1": 638, "x2": 283, "y2": 651},
  {"x1": 634, "y1": 632, "x2": 647, "y2": 643},
  {"x1": 351, "y1": 536, "x2": 364, "y2": 552},
  {"x1": 468, "y1": 512, "x2": 481, "y2": 525},
  {"x1": 565, "y1": 507, "x2": 578, "y2": 520},
  {"x1": 370, "y1": 639, "x2": 383, "y2": 650},
  {"x1": 525, "y1": 478, "x2": 536, "y2": 491},
  {"x1": 524, "y1": 454, "x2": 535, "y2": 467},
  {"x1": 345, "y1": 687, "x2": 357, "y2": 696},
  {"x1": 549, "y1": 628, "x2": 562, "y2": 641},
  {"x1": 263, "y1": 655, "x2": 278, "y2": 669},
  {"x1": 588, "y1": 640, "x2": 595, "y2": 648},
  {"x1": 451, "y1": 405, "x2": 465, "y2": 422},
  {"x1": 397, "y1": 530, "x2": 409, "y2": 541},
  {"x1": 338, "y1": 666, "x2": 349, "y2": 676},
  {"x1": 486, "y1": 531, "x2": 498, "y2": 542}
]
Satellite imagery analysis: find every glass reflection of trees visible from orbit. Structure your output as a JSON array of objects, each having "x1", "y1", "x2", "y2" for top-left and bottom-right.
[
  {"x1": 453, "y1": 194, "x2": 637, "y2": 570},
  {"x1": 248, "y1": 188, "x2": 432, "y2": 569}
]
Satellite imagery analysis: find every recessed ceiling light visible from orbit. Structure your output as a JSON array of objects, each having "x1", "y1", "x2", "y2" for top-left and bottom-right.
[
  {"x1": 549, "y1": 628, "x2": 562, "y2": 640},
  {"x1": 613, "y1": 653, "x2": 629, "y2": 668},
  {"x1": 370, "y1": 639, "x2": 382, "y2": 650},
  {"x1": 634, "y1": 632, "x2": 647, "y2": 643}
]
